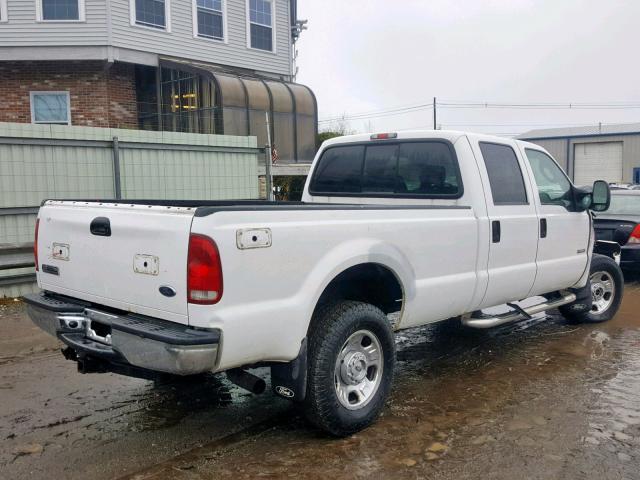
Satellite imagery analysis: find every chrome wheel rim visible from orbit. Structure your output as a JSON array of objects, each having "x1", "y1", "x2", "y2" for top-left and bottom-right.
[
  {"x1": 590, "y1": 270, "x2": 615, "y2": 314},
  {"x1": 334, "y1": 329, "x2": 384, "y2": 410}
]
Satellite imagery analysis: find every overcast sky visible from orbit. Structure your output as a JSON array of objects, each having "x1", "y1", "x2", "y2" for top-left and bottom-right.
[{"x1": 295, "y1": 0, "x2": 640, "y2": 137}]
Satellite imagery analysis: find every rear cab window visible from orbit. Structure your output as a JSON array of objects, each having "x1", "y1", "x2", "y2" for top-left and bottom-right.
[{"x1": 309, "y1": 141, "x2": 463, "y2": 198}]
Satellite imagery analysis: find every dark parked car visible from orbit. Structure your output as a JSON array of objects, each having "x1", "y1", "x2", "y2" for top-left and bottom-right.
[{"x1": 594, "y1": 189, "x2": 640, "y2": 269}]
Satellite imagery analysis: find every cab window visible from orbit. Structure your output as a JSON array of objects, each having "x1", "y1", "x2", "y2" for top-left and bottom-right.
[
  {"x1": 479, "y1": 142, "x2": 528, "y2": 205},
  {"x1": 310, "y1": 141, "x2": 462, "y2": 198},
  {"x1": 525, "y1": 149, "x2": 573, "y2": 209}
]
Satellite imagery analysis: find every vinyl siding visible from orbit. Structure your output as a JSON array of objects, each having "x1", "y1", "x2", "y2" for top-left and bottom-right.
[
  {"x1": 109, "y1": 0, "x2": 292, "y2": 75},
  {"x1": 0, "y1": 0, "x2": 292, "y2": 76},
  {"x1": 0, "y1": 0, "x2": 108, "y2": 46}
]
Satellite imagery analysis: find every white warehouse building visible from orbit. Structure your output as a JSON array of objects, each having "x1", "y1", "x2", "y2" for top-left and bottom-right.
[{"x1": 518, "y1": 123, "x2": 640, "y2": 185}]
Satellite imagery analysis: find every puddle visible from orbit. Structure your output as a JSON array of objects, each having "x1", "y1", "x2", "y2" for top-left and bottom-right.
[{"x1": 5, "y1": 280, "x2": 640, "y2": 480}]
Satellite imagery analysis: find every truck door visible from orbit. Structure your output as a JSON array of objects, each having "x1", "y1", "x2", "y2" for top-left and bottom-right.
[
  {"x1": 520, "y1": 147, "x2": 590, "y2": 295},
  {"x1": 474, "y1": 141, "x2": 540, "y2": 307}
]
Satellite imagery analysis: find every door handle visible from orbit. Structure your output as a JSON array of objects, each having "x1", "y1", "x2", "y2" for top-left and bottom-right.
[
  {"x1": 492, "y1": 220, "x2": 501, "y2": 243},
  {"x1": 540, "y1": 218, "x2": 547, "y2": 238},
  {"x1": 90, "y1": 217, "x2": 111, "y2": 237}
]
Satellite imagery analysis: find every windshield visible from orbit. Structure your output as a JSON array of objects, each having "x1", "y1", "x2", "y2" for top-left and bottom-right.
[{"x1": 606, "y1": 194, "x2": 640, "y2": 215}]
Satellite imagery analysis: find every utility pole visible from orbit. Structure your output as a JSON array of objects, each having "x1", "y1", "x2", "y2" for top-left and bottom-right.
[{"x1": 433, "y1": 97, "x2": 437, "y2": 130}]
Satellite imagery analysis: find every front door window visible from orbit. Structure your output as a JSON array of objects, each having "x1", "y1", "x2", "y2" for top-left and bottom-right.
[{"x1": 525, "y1": 149, "x2": 573, "y2": 209}]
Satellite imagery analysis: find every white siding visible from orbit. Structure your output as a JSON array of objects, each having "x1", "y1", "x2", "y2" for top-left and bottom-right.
[
  {"x1": 0, "y1": 0, "x2": 293, "y2": 76},
  {"x1": 0, "y1": 0, "x2": 108, "y2": 46},
  {"x1": 110, "y1": 0, "x2": 292, "y2": 75}
]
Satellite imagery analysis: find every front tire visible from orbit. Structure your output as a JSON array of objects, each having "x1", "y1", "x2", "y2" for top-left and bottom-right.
[
  {"x1": 560, "y1": 254, "x2": 624, "y2": 323},
  {"x1": 303, "y1": 301, "x2": 395, "y2": 436}
]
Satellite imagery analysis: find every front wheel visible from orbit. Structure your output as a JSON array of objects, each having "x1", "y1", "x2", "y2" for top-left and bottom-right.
[
  {"x1": 560, "y1": 254, "x2": 624, "y2": 323},
  {"x1": 303, "y1": 301, "x2": 395, "y2": 436}
]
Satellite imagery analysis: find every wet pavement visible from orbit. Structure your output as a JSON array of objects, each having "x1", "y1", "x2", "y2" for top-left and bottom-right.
[{"x1": 2, "y1": 279, "x2": 640, "y2": 480}]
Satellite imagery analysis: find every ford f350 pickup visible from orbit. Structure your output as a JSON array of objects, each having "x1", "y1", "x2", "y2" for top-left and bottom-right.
[{"x1": 25, "y1": 130, "x2": 623, "y2": 436}]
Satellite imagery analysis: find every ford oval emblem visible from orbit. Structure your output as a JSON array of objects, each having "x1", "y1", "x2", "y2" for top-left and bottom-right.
[
  {"x1": 275, "y1": 386, "x2": 295, "y2": 398},
  {"x1": 159, "y1": 286, "x2": 177, "y2": 298}
]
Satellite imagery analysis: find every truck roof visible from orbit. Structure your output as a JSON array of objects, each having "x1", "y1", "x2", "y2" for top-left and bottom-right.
[{"x1": 322, "y1": 129, "x2": 543, "y2": 150}]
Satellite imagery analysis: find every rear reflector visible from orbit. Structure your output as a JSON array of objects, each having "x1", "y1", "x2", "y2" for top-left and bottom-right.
[
  {"x1": 370, "y1": 132, "x2": 398, "y2": 140},
  {"x1": 34, "y1": 218, "x2": 40, "y2": 272},
  {"x1": 187, "y1": 234, "x2": 223, "y2": 305},
  {"x1": 628, "y1": 224, "x2": 640, "y2": 244}
]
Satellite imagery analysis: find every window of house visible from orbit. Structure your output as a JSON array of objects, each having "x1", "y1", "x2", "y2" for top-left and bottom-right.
[
  {"x1": 525, "y1": 148, "x2": 573, "y2": 208},
  {"x1": 37, "y1": 0, "x2": 85, "y2": 21},
  {"x1": 195, "y1": 0, "x2": 224, "y2": 40},
  {"x1": 479, "y1": 142, "x2": 528, "y2": 205},
  {"x1": 30, "y1": 92, "x2": 71, "y2": 125},
  {"x1": 0, "y1": 0, "x2": 8, "y2": 22},
  {"x1": 248, "y1": 0, "x2": 273, "y2": 51},
  {"x1": 309, "y1": 142, "x2": 462, "y2": 197},
  {"x1": 133, "y1": 0, "x2": 168, "y2": 30}
]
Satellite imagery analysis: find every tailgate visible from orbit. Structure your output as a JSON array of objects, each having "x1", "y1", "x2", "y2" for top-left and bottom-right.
[{"x1": 36, "y1": 201, "x2": 195, "y2": 324}]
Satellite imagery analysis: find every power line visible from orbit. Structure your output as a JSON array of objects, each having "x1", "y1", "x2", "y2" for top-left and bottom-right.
[
  {"x1": 318, "y1": 99, "x2": 640, "y2": 123},
  {"x1": 438, "y1": 122, "x2": 625, "y2": 127},
  {"x1": 318, "y1": 103, "x2": 433, "y2": 123}
]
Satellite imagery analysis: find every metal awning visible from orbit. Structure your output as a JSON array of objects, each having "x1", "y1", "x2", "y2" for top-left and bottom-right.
[{"x1": 160, "y1": 60, "x2": 318, "y2": 163}]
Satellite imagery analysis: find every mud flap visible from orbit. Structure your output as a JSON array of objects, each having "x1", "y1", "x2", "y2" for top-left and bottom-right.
[
  {"x1": 271, "y1": 338, "x2": 307, "y2": 402},
  {"x1": 566, "y1": 281, "x2": 593, "y2": 314}
]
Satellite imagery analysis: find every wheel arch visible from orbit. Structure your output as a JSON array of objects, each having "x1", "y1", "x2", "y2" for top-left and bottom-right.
[{"x1": 307, "y1": 260, "x2": 407, "y2": 336}]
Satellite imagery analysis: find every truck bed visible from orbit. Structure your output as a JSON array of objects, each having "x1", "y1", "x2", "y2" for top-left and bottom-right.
[{"x1": 44, "y1": 199, "x2": 470, "y2": 217}]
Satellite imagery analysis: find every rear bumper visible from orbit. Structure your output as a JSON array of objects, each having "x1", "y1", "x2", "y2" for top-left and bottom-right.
[
  {"x1": 620, "y1": 243, "x2": 640, "y2": 269},
  {"x1": 24, "y1": 292, "x2": 220, "y2": 376}
]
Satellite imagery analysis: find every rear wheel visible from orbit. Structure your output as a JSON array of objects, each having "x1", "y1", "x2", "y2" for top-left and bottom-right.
[
  {"x1": 560, "y1": 254, "x2": 624, "y2": 323},
  {"x1": 303, "y1": 301, "x2": 395, "y2": 436}
]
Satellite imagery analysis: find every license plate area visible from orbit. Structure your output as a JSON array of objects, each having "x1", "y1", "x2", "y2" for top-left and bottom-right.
[
  {"x1": 133, "y1": 254, "x2": 160, "y2": 276},
  {"x1": 85, "y1": 309, "x2": 115, "y2": 345}
]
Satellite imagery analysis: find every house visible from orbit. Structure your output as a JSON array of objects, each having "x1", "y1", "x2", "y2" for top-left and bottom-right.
[{"x1": 0, "y1": 0, "x2": 317, "y2": 163}]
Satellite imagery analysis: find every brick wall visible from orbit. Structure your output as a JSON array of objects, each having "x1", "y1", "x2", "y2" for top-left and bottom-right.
[{"x1": 0, "y1": 61, "x2": 138, "y2": 129}]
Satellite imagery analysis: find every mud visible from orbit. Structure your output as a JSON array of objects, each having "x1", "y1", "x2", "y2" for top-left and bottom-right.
[{"x1": 3, "y1": 281, "x2": 640, "y2": 480}]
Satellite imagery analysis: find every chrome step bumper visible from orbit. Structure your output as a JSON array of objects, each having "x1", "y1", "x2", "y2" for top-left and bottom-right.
[
  {"x1": 24, "y1": 292, "x2": 220, "y2": 376},
  {"x1": 461, "y1": 292, "x2": 577, "y2": 329}
]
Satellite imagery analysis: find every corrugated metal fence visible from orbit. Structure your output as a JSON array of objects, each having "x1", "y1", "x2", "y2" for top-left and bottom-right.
[{"x1": 0, "y1": 123, "x2": 262, "y2": 298}]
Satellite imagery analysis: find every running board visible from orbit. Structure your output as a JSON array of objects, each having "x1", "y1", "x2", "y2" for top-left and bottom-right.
[{"x1": 461, "y1": 292, "x2": 577, "y2": 329}]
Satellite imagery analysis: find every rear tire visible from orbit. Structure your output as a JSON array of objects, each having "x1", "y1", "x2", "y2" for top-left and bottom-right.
[
  {"x1": 560, "y1": 254, "x2": 624, "y2": 323},
  {"x1": 303, "y1": 301, "x2": 395, "y2": 437}
]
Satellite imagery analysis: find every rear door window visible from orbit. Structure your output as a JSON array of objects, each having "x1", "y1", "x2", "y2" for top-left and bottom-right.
[
  {"x1": 479, "y1": 142, "x2": 528, "y2": 205},
  {"x1": 310, "y1": 141, "x2": 462, "y2": 198}
]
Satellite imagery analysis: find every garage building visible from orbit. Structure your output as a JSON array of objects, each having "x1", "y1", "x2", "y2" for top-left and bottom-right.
[{"x1": 518, "y1": 123, "x2": 640, "y2": 185}]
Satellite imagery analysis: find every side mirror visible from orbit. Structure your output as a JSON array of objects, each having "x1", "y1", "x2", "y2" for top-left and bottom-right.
[{"x1": 591, "y1": 180, "x2": 611, "y2": 212}]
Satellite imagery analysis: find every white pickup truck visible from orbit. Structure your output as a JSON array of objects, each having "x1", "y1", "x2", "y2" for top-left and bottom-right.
[{"x1": 25, "y1": 130, "x2": 623, "y2": 436}]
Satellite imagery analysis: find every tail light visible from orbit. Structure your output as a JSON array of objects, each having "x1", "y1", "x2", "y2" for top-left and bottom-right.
[
  {"x1": 628, "y1": 224, "x2": 640, "y2": 244},
  {"x1": 187, "y1": 234, "x2": 223, "y2": 304},
  {"x1": 34, "y1": 218, "x2": 40, "y2": 272}
]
